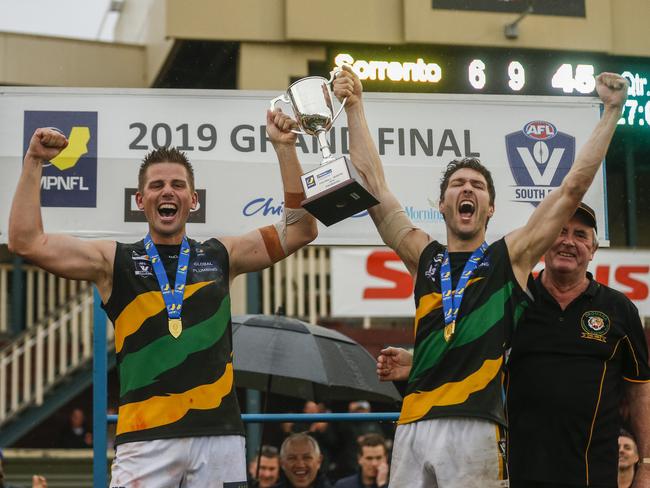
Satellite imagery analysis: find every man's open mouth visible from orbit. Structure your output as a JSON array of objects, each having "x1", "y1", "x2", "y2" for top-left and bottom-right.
[
  {"x1": 459, "y1": 200, "x2": 475, "y2": 218},
  {"x1": 158, "y1": 203, "x2": 178, "y2": 218}
]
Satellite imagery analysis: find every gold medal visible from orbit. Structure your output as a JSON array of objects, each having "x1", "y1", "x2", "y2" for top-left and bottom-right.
[
  {"x1": 168, "y1": 318, "x2": 183, "y2": 338},
  {"x1": 443, "y1": 321, "x2": 455, "y2": 342}
]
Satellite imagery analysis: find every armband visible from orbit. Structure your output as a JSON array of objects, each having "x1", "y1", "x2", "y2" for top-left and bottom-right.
[
  {"x1": 261, "y1": 192, "x2": 308, "y2": 260},
  {"x1": 376, "y1": 208, "x2": 417, "y2": 251}
]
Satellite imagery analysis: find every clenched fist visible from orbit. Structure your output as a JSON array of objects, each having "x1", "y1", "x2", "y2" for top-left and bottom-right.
[
  {"x1": 26, "y1": 127, "x2": 69, "y2": 163},
  {"x1": 595, "y1": 72, "x2": 628, "y2": 109}
]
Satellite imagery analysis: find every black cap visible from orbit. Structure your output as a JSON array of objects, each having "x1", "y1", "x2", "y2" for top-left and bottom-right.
[{"x1": 574, "y1": 202, "x2": 597, "y2": 233}]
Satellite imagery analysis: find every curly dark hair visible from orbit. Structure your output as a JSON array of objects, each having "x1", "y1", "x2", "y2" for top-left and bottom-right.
[{"x1": 439, "y1": 157, "x2": 495, "y2": 206}]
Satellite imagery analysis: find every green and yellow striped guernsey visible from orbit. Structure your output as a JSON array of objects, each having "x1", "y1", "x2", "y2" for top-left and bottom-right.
[
  {"x1": 400, "y1": 238, "x2": 530, "y2": 426},
  {"x1": 102, "y1": 238, "x2": 244, "y2": 446}
]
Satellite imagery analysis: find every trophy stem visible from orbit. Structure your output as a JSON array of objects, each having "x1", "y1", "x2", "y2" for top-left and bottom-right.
[{"x1": 316, "y1": 131, "x2": 336, "y2": 165}]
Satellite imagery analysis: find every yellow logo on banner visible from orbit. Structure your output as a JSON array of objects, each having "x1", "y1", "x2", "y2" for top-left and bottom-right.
[{"x1": 50, "y1": 127, "x2": 91, "y2": 171}]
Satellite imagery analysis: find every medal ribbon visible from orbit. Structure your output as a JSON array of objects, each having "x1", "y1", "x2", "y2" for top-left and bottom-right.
[
  {"x1": 440, "y1": 242, "x2": 487, "y2": 340},
  {"x1": 143, "y1": 234, "x2": 190, "y2": 322}
]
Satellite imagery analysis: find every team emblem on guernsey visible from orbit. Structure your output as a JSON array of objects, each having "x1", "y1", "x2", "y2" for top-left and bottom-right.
[
  {"x1": 580, "y1": 311, "x2": 610, "y2": 342},
  {"x1": 131, "y1": 251, "x2": 153, "y2": 277},
  {"x1": 424, "y1": 253, "x2": 444, "y2": 282}
]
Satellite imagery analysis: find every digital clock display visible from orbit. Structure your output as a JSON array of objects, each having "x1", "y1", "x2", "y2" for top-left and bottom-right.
[{"x1": 328, "y1": 45, "x2": 650, "y2": 130}]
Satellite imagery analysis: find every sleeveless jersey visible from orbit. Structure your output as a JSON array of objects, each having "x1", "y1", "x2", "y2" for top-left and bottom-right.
[
  {"x1": 399, "y1": 238, "x2": 530, "y2": 426},
  {"x1": 102, "y1": 238, "x2": 244, "y2": 445}
]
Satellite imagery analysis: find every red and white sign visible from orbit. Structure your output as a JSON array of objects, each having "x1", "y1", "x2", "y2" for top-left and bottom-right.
[{"x1": 331, "y1": 247, "x2": 650, "y2": 318}]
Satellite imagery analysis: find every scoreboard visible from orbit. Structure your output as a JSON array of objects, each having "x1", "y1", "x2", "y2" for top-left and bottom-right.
[{"x1": 329, "y1": 46, "x2": 650, "y2": 130}]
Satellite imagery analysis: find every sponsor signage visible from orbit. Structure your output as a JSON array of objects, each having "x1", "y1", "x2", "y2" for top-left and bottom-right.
[
  {"x1": 23, "y1": 111, "x2": 98, "y2": 208},
  {"x1": 0, "y1": 88, "x2": 603, "y2": 245},
  {"x1": 123, "y1": 188, "x2": 207, "y2": 223},
  {"x1": 331, "y1": 247, "x2": 650, "y2": 318}
]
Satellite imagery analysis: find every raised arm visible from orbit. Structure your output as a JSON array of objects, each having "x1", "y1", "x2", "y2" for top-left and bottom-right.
[
  {"x1": 333, "y1": 66, "x2": 431, "y2": 276},
  {"x1": 505, "y1": 73, "x2": 628, "y2": 288},
  {"x1": 8, "y1": 128, "x2": 115, "y2": 300},
  {"x1": 225, "y1": 110, "x2": 318, "y2": 279}
]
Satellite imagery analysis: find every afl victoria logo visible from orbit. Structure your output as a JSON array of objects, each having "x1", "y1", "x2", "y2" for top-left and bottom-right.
[{"x1": 505, "y1": 120, "x2": 576, "y2": 207}]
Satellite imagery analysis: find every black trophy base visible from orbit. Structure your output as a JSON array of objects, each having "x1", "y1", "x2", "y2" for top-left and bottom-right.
[{"x1": 301, "y1": 179, "x2": 379, "y2": 227}]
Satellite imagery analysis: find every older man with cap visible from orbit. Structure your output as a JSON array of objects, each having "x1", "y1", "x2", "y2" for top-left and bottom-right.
[{"x1": 506, "y1": 202, "x2": 650, "y2": 488}]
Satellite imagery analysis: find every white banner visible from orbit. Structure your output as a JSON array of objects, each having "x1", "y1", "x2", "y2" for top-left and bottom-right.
[
  {"x1": 0, "y1": 88, "x2": 605, "y2": 245},
  {"x1": 331, "y1": 247, "x2": 650, "y2": 318}
]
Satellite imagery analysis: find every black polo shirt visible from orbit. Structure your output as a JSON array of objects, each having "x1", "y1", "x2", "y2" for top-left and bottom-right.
[{"x1": 506, "y1": 272, "x2": 650, "y2": 487}]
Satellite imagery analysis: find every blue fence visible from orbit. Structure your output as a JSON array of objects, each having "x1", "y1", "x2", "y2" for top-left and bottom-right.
[{"x1": 106, "y1": 412, "x2": 400, "y2": 424}]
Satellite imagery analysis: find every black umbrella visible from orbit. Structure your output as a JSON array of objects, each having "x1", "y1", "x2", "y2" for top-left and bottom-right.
[{"x1": 232, "y1": 314, "x2": 401, "y2": 404}]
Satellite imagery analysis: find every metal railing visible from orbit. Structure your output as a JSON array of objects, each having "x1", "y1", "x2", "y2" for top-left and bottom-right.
[
  {"x1": 262, "y1": 246, "x2": 330, "y2": 323},
  {"x1": 0, "y1": 264, "x2": 92, "y2": 334},
  {"x1": 106, "y1": 412, "x2": 400, "y2": 424},
  {"x1": 0, "y1": 285, "x2": 110, "y2": 425}
]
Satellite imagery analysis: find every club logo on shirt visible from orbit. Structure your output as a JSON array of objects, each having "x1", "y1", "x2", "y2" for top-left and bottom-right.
[
  {"x1": 424, "y1": 252, "x2": 444, "y2": 282},
  {"x1": 580, "y1": 311, "x2": 610, "y2": 342},
  {"x1": 131, "y1": 251, "x2": 153, "y2": 277}
]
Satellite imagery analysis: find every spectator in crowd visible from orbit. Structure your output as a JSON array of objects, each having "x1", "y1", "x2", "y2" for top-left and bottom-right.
[
  {"x1": 285, "y1": 401, "x2": 338, "y2": 477},
  {"x1": 619, "y1": 430, "x2": 639, "y2": 488},
  {"x1": 335, "y1": 401, "x2": 385, "y2": 478},
  {"x1": 334, "y1": 434, "x2": 389, "y2": 488},
  {"x1": 59, "y1": 408, "x2": 91, "y2": 449},
  {"x1": 273, "y1": 433, "x2": 332, "y2": 488},
  {"x1": 249, "y1": 445, "x2": 281, "y2": 488},
  {"x1": 0, "y1": 449, "x2": 47, "y2": 488}
]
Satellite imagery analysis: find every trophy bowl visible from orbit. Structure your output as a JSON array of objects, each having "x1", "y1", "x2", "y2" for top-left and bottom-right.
[{"x1": 270, "y1": 69, "x2": 379, "y2": 226}]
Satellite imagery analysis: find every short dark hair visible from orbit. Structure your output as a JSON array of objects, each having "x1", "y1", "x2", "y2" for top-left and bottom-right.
[
  {"x1": 138, "y1": 147, "x2": 194, "y2": 192},
  {"x1": 620, "y1": 428, "x2": 637, "y2": 443},
  {"x1": 357, "y1": 433, "x2": 387, "y2": 456},
  {"x1": 439, "y1": 157, "x2": 495, "y2": 206},
  {"x1": 259, "y1": 445, "x2": 280, "y2": 460}
]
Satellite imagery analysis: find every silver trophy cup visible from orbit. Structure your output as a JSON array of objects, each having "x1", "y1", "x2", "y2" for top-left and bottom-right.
[{"x1": 270, "y1": 70, "x2": 378, "y2": 226}]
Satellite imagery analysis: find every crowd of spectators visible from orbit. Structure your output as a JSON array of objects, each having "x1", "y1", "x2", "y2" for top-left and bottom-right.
[{"x1": 246, "y1": 400, "x2": 647, "y2": 488}]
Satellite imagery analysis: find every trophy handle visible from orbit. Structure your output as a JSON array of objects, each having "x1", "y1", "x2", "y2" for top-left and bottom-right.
[
  {"x1": 327, "y1": 67, "x2": 348, "y2": 123},
  {"x1": 269, "y1": 93, "x2": 308, "y2": 135}
]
